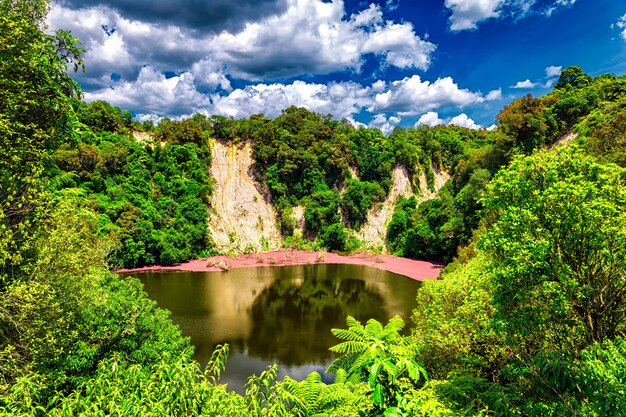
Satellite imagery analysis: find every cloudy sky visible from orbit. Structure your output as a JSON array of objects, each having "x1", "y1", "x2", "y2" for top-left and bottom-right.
[{"x1": 48, "y1": 0, "x2": 626, "y2": 132}]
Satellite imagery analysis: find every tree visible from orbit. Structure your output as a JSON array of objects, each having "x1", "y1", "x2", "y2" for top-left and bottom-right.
[
  {"x1": 155, "y1": 118, "x2": 206, "y2": 146},
  {"x1": 0, "y1": 0, "x2": 50, "y2": 26},
  {"x1": 319, "y1": 222, "x2": 348, "y2": 251},
  {"x1": 496, "y1": 94, "x2": 558, "y2": 154},
  {"x1": 555, "y1": 66, "x2": 592, "y2": 90},
  {"x1": 76, "y1": 100, "x2": 129, "y2": 133},
  {"x1": 0, "y1": 10, "x2": 83, "y2": 284},
  {"x1": 480, "y1": 148, "x2": 626, "y2": 351}
]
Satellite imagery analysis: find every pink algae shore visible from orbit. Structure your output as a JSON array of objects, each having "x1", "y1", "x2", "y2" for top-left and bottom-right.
[{"x1": 116, "y1": 250, "x2": 444, "y2": 281}]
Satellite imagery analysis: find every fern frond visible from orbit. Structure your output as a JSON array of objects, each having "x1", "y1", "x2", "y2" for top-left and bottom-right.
[
  {"x1": 326, "y1": 354, "x2": 357, "y2": 375},
  {"x1": 334, "y1": 368, "x2": 348, "y2": 384},
  {"x1": 365, "y1": 319, "x2": 384, "y2": 338},
  {"x1": 344, "y1": 316, "x2": 368, "y2": 339},
  {"x1": 331, "y1": 328, "x2": 366, "y2": 342},
  {"x1": 345, "y1": 315, "x2": 362, "y2": 329},
  {"x1": 305, "y1": 371, "x2": 323, "y2": 384},
  {"x1": 384, "y1": 315, "x2": 405, "y2": 335},
  {"x1": 329, "y1": 341, "x2": 369, "y2": 354}
]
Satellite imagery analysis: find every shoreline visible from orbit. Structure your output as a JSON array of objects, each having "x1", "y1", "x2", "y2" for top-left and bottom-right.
[{"x1": 116, "y1": 250, "x2": 444, "y2": 281}]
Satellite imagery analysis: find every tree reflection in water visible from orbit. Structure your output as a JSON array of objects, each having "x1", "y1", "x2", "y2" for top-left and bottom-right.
[
  {"x1": 136, "y1": 264, "x2": 421, "y2": 390},
  {"x1": 248, "y1": 276, "x2": 386, "y2": 366}
]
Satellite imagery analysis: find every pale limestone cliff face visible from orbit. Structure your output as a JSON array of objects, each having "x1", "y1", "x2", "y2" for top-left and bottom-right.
[
  {"x1": 207, "y1": 139, "x2": 449, "y2": 253},
  {"x1": 356, "y1": 165, "x2": 450, "y2": 251},
  {"x1": 207, "y1": 139, "x2": 282, "y2": 253}
]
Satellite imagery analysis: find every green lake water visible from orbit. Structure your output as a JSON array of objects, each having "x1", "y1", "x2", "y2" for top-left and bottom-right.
[{"x1": 131, "y1": 263, "x2": 421, "y2": 391}]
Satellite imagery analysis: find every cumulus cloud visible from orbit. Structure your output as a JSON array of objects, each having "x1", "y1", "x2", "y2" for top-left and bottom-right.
[
  {"x1": 84, "y1": 70, "x2": 497, "y2": 124},
  {"x1": 58, "y1": 0, "x2": 287, "y2": 33},
  {"x1": 449, "y1": 113, "x2": 481, "y2": 129},
  {"x1": 48, "y1": 0, "x2": 435, "y2": 86},
  {"x1": 545, "y1": 65, "x2": 562, "y2": 77},
  {"x1": 47, "y1": 0, "x2": 506, "y2": 124},
  {"x1": 369, "y1": 75, "x2": 499, "y2": 115},
  {"x1": 444, "y1": 0, "x2": 503, "y2": 31},
  {"x1": 211, "y1": 1, "x2": 435, "y2": 79},
  {"x1": 485, "y1": 88, "x2": 503, "y2": 100},
  {"x1": 47, "y1": 6, "x2": 209, "y2": 88},
  {"x1": 191, "y1": 59, "x2": 232, "y2": 92},
  {"x1": 543, "y1": 65, "x2": 562, "y2": 87},
  {"x1": 511, "y1": 79, "x2": 537, "y2": 89},
  {"x1": 415, "y1": 111, "x2": 483, "y2": 129},
  {"x1": 444, "y1": 0, "x2": 577, "y2": 31},
  {"x1": 369, "y1": 114, "x2": 401, "y2": 135},
  {"x1": 616, "y1": 14, "x2": 626, "y2": 41},
  {"x1": 416, "y1": 111, "x2": 444, "y2": 127},
  {"x1": 84, "y1": 66, "x2": 210, "y2": 116},
  {"x1": 208, "y1": 80, "x2": 373, "y2": 119},
  {"x1": 509, "y1": 66, "x2": 562, "y2": 90}
]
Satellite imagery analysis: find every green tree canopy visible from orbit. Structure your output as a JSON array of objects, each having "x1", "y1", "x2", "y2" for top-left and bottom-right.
[
  {"x1": 0, "y1": 9, "x2": 83, "y2": 284},
  {"x1": 481, "y1": 148, "x2": 626, "y2": 351}
]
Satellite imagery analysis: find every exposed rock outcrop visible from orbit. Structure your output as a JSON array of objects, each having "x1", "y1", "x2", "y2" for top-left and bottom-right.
[
  {"x1": 207, "y1": 139, "x2": 282, "y2": 253},
  {"x1": 356, "y1": 165, "x2": 450, "y2": 251}
]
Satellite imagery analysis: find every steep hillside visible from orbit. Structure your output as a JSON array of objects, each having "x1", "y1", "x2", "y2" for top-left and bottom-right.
[
  {"x1": 357, "y1": 166, "x2": 450, "y2": 251},
  {"x1": 207, "y1": 139, "x2": 283, "y2": 253}
]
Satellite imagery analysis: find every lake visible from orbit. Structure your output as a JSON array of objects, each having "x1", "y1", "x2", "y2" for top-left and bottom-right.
[{"x1": 131, "y1": 263, "x2": 421, "y2": 391}]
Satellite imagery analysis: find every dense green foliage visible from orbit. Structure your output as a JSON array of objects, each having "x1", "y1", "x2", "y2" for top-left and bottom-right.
[
  {"x1": 0, "y1": 8, "x2": 83, "y2": 286},
  {"x1": 407, "y1": 149, "x2": 626, "y2": 415},
  {"x1": 481, "y1": 148, "x2": 626, "y2": 349},
  {"x1": 3, "y1": 3, "x2": 626, "y2": 414},
  {"x1": 54, "y1": 107, "x2": 214, "y2": 268},
  {"x1": 211, "y1": 106, "x2": 491, "y2": 253}
]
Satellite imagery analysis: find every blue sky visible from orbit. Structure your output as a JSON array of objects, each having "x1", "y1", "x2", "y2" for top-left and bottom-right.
[{"x1": 48, "y1": 0, "x2": 626, "y2": 132}]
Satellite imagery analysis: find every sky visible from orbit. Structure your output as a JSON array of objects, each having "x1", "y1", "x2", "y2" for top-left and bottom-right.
[{"x1": 47, "y1": 0, "x2": 626, "y2": 133}]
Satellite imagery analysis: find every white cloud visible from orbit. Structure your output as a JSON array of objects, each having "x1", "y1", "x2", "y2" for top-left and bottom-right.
[
  {"x1": 511, "y1": 79, "x2": 537, "y2": 89},
  {"x1": 616, "y1": 14, "x2": 626, "y2": 41},
  {"x1": 49, "y1": 0, "x2": 436, "y2": 85},
  {"x1": 415, "y1": 111, "x2": 483, "y2": 130},
  {"x1": 545, "y1": 65, "x2": 562, "y2": 77},
  {"x1": 207, "y1": 80, "x2": 372, "y2": 119},
  {"x1": 214, "y1": 1, "x2": 436, "y2": 79},
  {"x1": 449, "y1": 113, "x2": 481, "y2": 129},
  {"x1": 485, "y1": 88, "x2": 503, "y2": 100},
  {"x1": 368, "y1": 75, "x2": 495, "y2": 115},
  {"x1": 345, "y1": 117, "x2": 366, "y2": 129},
  {"x1": 444, "y1": 0, "x2": 577, "y2": 31},
  {"x1": 444, "y1": 0, "x2": 504, "y2": 31},
  {"x1": 543, "y1": 65, "x2": 562, "y2": 88},
  {"x1": 84, "y1": 66, "x2": 210, "y2": 116},
  {"x1": 83, "y1": 68, "x2": 499, "y2": 122},
  {"x1": 545, "y1": 0, "x2": 576, "y2": 16},
  {"x1": 191, "y1": 59, "x2": 232, "y2": 91},
  {"x1": 369, "y1": 114, "x2": 401, "y2": 135},
  {"x1": 415, "y1": 111, "x2": 444, "y2": 127},
  {"x1": 49, "y1": 0, "x2": 519, "y2": 123}
]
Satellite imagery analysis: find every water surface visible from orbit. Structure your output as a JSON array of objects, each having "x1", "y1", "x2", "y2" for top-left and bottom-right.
[{"x1": 132, "y1": 264, "x2": 421, "y2": 391}]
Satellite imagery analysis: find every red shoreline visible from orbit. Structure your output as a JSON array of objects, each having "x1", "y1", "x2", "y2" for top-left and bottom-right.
[{"x1": 116, "y1": 250, "x2": 444, "y2": 281}]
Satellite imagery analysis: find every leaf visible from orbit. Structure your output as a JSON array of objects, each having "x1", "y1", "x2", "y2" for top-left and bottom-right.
[
  {"x1": 369, "y1": 362, "x2": 380, "y2": 388},
  {"x1": 373, "y1": 383, "x2": 383, "y2": 406},
  {"x1": 384, "y1": 407, "x2": 403, "y2": 417}
]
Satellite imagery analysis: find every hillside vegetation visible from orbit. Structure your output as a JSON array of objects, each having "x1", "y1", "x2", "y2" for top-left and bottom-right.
[{"x1": 2, "y1": 2, "x2": 626, "y2": 415}]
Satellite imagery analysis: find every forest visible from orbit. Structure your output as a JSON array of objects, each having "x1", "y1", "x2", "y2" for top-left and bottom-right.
[{"x1": 2, "y1": 1, "x2": 626, "y2": 415}]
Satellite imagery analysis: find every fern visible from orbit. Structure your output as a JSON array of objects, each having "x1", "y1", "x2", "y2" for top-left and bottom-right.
[
  {"x1": 281, "y1": 370, "x2": 371, "y2": 416},
  {"x1": 329, "y1": 340, "x2": 369, "y2": 354},
  {"x1": 327, "y1": 315, "x2": 427, "y2": 414}
]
